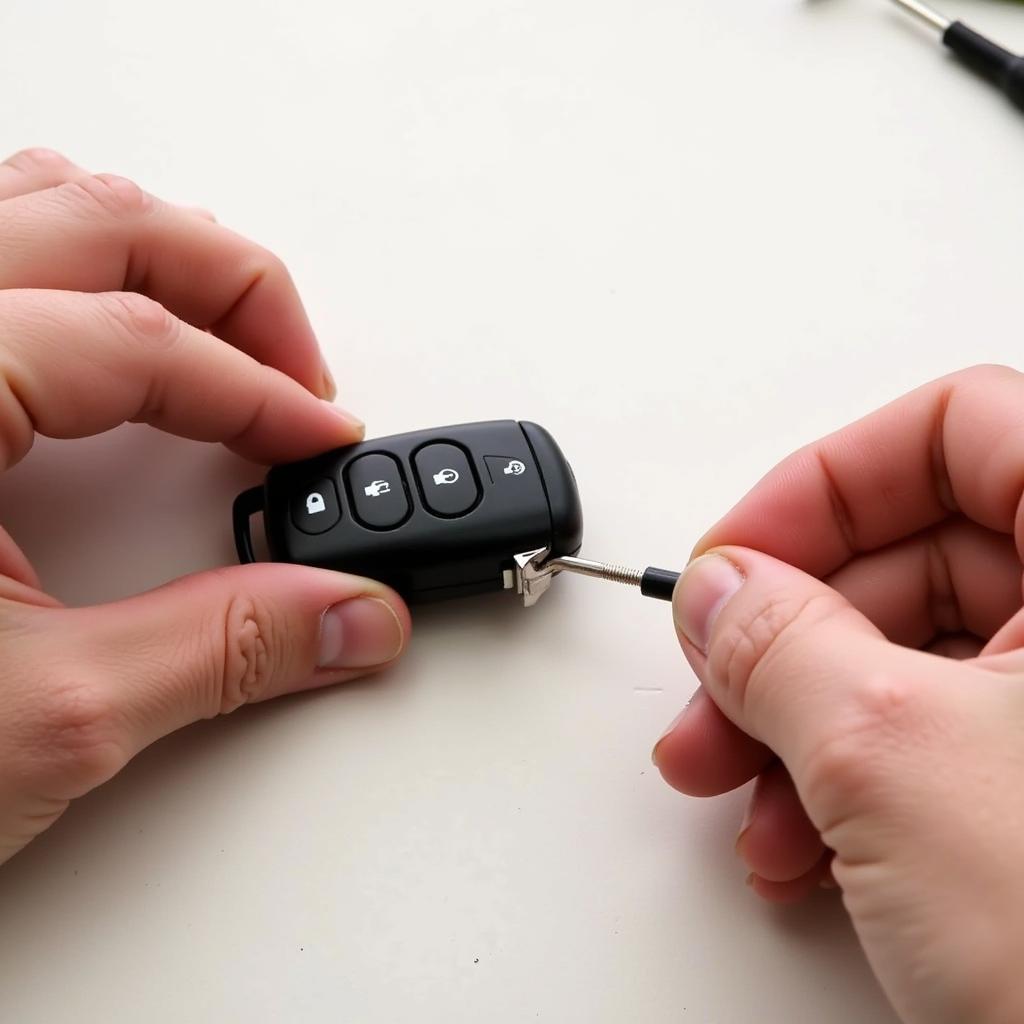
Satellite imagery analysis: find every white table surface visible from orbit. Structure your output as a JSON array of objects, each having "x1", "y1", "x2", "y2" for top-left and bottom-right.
[{"x1": 1, "y1": 0, "x2": 1022, "y2": 1020}]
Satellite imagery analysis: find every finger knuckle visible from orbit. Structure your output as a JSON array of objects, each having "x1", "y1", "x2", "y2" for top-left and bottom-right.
[
  {"x1": 215, "y1": 594, "x2": 281, "y2": 713},
  {"x1": 800, "y1": 672, "x2": 920, "y2": 823},
  {"x1": 709, "y1": 589, "x2": 842, "y2": 717},
  {"x1": 101, "y1": 292, "x2": 178, "y2": 350},
  {"x1": 28, "y1": 677, "x2": 127, "y2": 794},
  {"x1": 0, "y1": 295, "x2": 38, "y2": 467},
  {"x1": 4, "y1": 147, "x2": 71, "y2": 173},
  {"x1": 60, "y1": 172, "x2": 152, "y2": 219}
]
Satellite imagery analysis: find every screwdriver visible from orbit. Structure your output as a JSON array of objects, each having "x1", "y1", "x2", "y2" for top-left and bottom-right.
[
  {"x1": 890, "y1": 0, "x2": 1024, "y2": 109},
  {"x1": 544, "y1": 556, "x2": 680, "y2": 600},
  {"x1": 513, "y1": 548, "x2": 681, "y2": 606}
]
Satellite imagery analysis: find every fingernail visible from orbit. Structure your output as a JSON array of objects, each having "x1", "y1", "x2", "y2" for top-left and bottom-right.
[
  {"x1": 674, "y1": 554, "x2": 745, "y2": 653},
  {"x1": 735, "y1": 800, "x2": 756, "y2": 858},
  {"x1": 318, "y1": 597, "x2": 405, "y2": 669},
  {"x1": 319, "y1": 360, "x2": 338, "y2": 401},
  {"x1": 651, "y1": 689, "x2": 700, "y2": 766},
  {"x1": 322, "y1": 400, "x2": 365, "y2": 435}
]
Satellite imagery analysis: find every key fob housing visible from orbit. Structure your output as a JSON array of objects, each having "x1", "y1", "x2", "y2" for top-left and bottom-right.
[{"x1": 233, "y1": 420, "x2": 583, "y2": 603}]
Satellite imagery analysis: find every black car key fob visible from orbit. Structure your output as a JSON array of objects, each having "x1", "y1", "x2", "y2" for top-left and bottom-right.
[{"x1": 232, "y1": 420, "x2": 584, "y2": 604}]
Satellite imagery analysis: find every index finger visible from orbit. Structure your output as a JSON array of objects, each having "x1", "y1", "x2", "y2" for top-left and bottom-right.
[
  {"x1": 0, "y1": 174, "x2": 330, "y2": 398},
  {"x1": 0, "y1": 148, "x2": 93, "y2": 201},
  {"x1": 697, "y1": 364, "x2": 1024, "y2": 576},
  {"x1": 0, "y1": 289, "x2": 362, "y2": 467}
]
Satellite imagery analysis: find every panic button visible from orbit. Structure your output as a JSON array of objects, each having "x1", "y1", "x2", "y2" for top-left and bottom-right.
[{"x1": 414, "y1": 443, "x2": 479, "y2": 517}]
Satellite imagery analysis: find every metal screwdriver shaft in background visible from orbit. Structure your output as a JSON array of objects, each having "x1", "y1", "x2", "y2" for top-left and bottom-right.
[{"x1": 890, "y1": 0, "x2": 949, "y2": 32}]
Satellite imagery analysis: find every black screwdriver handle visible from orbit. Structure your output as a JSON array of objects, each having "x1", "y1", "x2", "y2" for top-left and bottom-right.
[
  {"x1": 944, "y1": 21, "x2": 1024, "y2": 109},
  {"x1": 640, "y1": 567, "x2": 681, "y2": 602}
]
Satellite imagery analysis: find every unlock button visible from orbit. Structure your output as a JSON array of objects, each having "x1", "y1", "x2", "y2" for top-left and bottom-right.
[{"x1": 291, "y1": 478, "x2": 341, "y2": 535}]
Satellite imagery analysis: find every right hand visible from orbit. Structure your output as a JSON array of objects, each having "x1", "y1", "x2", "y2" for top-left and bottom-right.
[{"x1": 654, "y1": 365, "x2": 1024, "y2": 1024}]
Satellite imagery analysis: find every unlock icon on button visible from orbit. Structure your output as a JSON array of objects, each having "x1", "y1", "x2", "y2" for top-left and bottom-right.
[{"x1": 305, "y1": 492, "x2": 326, "y2": 515}]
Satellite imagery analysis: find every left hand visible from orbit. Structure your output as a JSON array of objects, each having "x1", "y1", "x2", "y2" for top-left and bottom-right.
[{"x1": 0, "y1": 148, "x2": 411, "y2": 866}]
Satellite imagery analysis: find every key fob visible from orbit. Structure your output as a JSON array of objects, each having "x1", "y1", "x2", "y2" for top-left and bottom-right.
[{"x1": 232, "y1": 420, "x2": 583, "y2": 603}]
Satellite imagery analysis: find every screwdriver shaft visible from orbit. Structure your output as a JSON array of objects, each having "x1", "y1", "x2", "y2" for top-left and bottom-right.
[
  {"x1": 547, "y1": 556, "x2": 680, "y2": 601},
  {"x1": 546, "y1": 555, "x2": 644, "y2": 587},
  {"x1": 513, "y1": 548, "x2": 681, "y2": 605},
  {"x1": 889, "y1": 0, "x2": 950, "y2": 33}
]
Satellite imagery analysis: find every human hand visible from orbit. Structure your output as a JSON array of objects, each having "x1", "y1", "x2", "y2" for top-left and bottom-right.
[
  {"x1": 654, "y1": 365, "x2": 1024, "y2": 1024},
  {"x1": 0, "y1": 149, "x2": 410, "y2": 865}
]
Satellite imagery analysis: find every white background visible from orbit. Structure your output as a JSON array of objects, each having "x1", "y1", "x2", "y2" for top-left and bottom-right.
[{"x1": 1, "y1": 0, "x2": 1022, "y2": 1020}]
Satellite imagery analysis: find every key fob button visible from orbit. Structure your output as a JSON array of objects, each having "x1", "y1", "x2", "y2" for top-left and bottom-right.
[
  {"x1": 347, "y1": 453, "x2": 410, "y2": 529},
  {"x1": 292, "y1": 478, "x2": 341, "y2": 535},
  {"x1": 245, "y1": 420, "x2": 584, "y2": 602},
  {"x1": 414, "y1": 443, "x2": 480, "y2": 517}
]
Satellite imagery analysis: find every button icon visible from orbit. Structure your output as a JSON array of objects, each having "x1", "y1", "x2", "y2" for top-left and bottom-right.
[
  {"x1": 484, "y1": 455, "x2": 531, "y2": 484},
  {"x1": 414, "y1": 443, "x2": 479, "y2": 517},
  {"x1": 364, "y1": 479, "x2": 392, "y2": 498},
  {"x1": 292, "y1": 478, "x2": 341, "y2": 535},
  {"x1": 347, "y1": 453, "x2": 410, "y2": 529}
]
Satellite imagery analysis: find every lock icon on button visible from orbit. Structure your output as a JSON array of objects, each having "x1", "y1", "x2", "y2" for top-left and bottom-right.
[{"x1": 305, "y1": 491, "x2": 326, "y2": 515}]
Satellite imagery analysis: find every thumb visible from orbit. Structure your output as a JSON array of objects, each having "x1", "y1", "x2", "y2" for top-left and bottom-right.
[
  {"x1": 55, "y1": 564, "x2": 410, "y2": 761},
  {"x1": 669, "y1": 549, "x2": 1024, "y2": 1023},
  {"x1": 669, "y1": 547, "x2": 966, "y2": 806}
]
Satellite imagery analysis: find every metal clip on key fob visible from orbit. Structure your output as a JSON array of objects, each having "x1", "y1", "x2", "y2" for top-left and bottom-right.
[
  {"x1": 233, "y1": 421, "x2": 583, "y2": 604},
  {"x1": 233, "y1": 420, "x2": 679, "y2": 607}
]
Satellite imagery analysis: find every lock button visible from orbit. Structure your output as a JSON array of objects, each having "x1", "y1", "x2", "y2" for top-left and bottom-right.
[{"x1": 291, "y1": 478, "x2": 341, "y2": 535}]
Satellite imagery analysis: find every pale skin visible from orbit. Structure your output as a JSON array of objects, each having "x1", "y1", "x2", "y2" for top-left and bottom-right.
[
  {"x1": 2, "y1": 149, "x2": 1020, "y2": 1024},
  {"x1": 0, "y1": 148, "x2": 412, "y2": 865},
  {"x1": 654, "y1": 364, "x2": 1024, "y2": 1023}
]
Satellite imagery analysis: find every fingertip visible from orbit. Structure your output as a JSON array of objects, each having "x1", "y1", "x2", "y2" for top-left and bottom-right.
[
  {"x1": 747, "y1": 862, "x2": 829, "y2": 904},
  {"x1": 318, "y1": 595, "x2": 407, "y2": 670},
  {"x1": 177, "y1": 204, "x2": 217, "y2": 222},
  {"x1": 687, "y1": 527, "x2": 717, "y2": 564},
  {"x1": 225, "y1": 378, "x2": 366, "y2": 464},
  {"x1": 671, "y1": 551, "x2": 746, "y2": 654},
  {"x1": 291, "y1": 580, "x2": 411, "y2": 696},
  {"x1": 321, "y1": 400, "x2": 364, "y2": 437},
  {"x1": 319, "y1": 360, "x2": 338, "y2": 402},
  {"x1": 653, "y1": 687, "x2": 774, "y2": 797},
  {"x1": 733, "y1": 763, "x2": 824, "y2": 883},
  {"x1": 358, "y1": 578, "x2": 413, "y2": 656}
]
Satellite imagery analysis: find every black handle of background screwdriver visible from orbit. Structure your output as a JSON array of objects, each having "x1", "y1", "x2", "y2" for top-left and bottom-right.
[
  {"x1": 944, "y1": 21, "x2": 1024, "y2": 109},
  {"x1": 640, "y1": 567, "x2": 680, "y2": 602}
]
